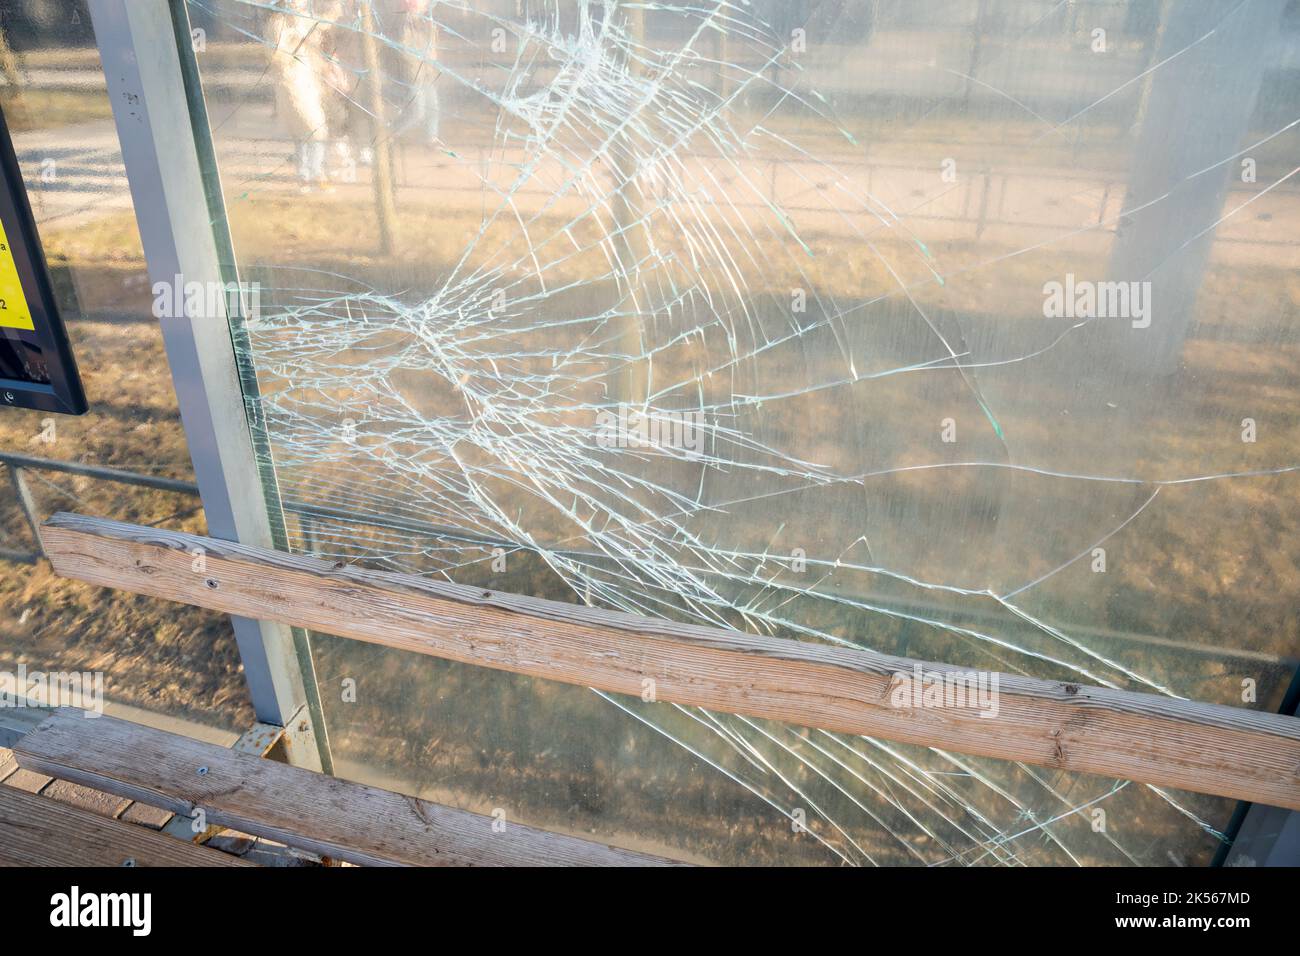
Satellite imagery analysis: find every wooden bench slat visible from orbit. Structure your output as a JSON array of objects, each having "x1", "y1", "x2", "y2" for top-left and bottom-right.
[
  {"x1": 13, "y1": 712, "x2": 683, "y2": 867},
  {"x1": 38, "y1": 511, "x2": 1300, "y2": 811},
  {"x1": 0, "y1": 785, "x2": 253, "y2": 867}
]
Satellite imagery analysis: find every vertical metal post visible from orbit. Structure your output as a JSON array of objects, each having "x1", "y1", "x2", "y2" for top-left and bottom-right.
[
  {"x1": 607, "y1": 1, "x2": 648, "y2": 405},
  {"x1": 1103, "y1": 0, "x2": 1287, "y2": 374},
  {"x1": 88, "y1": 0, "x2": 330, "y2": 772},
  {"x1": 360, "y1": 1, "x2": 398, "y2": 256},
  {"x1": 1223, "y1": 795, "x2": 1300, "y2": 866},
  {"x1": 1220, "y1": 675, "x2": 1300, "y2": 866},
  {"x1": 7, "y1": 465, "x2": 42, "y2": 554}
]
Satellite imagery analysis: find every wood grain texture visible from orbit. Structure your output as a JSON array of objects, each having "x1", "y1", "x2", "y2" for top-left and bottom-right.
[
  {"x1": 41, "y1": 511, "x2": 1300, "y2": 810},
  {"x1": 13, "y1": 711, "x2": 683, "y2": 867},
  {"x1": 0, "y1": 785, "x2": 254, "y2": 867}
]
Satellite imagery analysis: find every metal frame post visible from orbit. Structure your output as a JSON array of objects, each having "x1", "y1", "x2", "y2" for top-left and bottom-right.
[
  {"x1": 88, "y1": 0, "x2": 330, "y2": 772},
  {"x1": 1221, "y1": 675, "x2": 1300, "y2": 866}
]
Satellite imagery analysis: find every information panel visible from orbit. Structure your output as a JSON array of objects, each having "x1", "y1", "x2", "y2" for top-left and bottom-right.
[{"x1": 0, "y1": 102, "x2": 86, "y2": 415}]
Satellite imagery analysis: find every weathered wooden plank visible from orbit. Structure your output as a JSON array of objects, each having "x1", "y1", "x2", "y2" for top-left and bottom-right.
[
  {"x1": 13, "y1": 712, "x2": 684, "y2": 866},
  {"x1": 40, "y1": 511, "x2": 1300, "y2": 811},
  {"x1": 0, "y1": 785, "x2": 254, "y2": 867}
]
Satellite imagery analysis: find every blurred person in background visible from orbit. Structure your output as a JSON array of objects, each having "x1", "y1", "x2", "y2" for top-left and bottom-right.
[
  {"x1": 396, "y1": 0, "x2": 440, "y2": 145},
  {"x1": 267, "y1": 0, "x2": 343, "y2": 192},
  {"x1": 323, "y1": 0, "x2": 371, "y2": 180}
]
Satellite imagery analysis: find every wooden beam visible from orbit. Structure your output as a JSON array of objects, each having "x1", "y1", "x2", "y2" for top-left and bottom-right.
[
  {"x1": 13, "y1": 712, "x2": 682, "y2": 867},
  {"x1": 0, "y1": 785, "x2": 254, "y2": 867},
  {"x1": 40, "y1": 511, "x2": 1300, "y2": 811}
]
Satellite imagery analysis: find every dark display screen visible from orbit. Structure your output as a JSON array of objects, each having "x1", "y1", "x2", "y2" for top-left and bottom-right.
[{"x1": 0, "y1": 102, "x2": 85, "y2": 414}]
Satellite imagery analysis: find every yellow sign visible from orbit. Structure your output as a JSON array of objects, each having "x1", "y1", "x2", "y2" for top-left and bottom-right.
[{"x1": 0, "y1": 216, "x2": 35, "y2": 331}]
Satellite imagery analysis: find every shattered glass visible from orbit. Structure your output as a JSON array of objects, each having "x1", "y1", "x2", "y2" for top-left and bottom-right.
[{"x1": 187, "y1": 0, "x2": 1300, "y2": 863}]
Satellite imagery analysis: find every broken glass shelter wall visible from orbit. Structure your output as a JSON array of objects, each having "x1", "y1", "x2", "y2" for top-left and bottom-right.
[{"x1": 186, "y1": 0, "x2": 1300, "y2": 864}]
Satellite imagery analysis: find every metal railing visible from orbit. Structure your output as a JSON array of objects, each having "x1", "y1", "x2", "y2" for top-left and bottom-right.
[
  {"x1": 0, "y1": 449, "x2": 508, "y2": 565},
  {"x1": 0, "y1": 452, "x2": 199, "y2": 564},
  {"x1": 4, "y1": 449, "x2": 1296, "y2": 674}
]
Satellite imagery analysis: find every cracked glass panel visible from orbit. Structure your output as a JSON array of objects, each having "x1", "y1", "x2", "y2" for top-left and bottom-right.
[{"x1": 188, "y1": 0, "x2": 1299, "y2": 864}]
